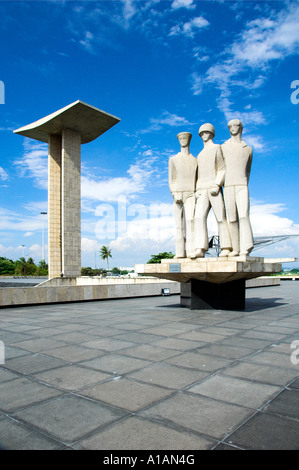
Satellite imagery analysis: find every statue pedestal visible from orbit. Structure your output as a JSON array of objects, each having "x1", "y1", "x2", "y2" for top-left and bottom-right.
[{"x1": 135, "y1": 256, "x2": 296, "y2": 310}]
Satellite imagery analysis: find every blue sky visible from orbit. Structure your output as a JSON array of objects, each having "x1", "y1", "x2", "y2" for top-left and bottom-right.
[{"x1": 0, "y1": 0, "x2": 299, "y2": 269}]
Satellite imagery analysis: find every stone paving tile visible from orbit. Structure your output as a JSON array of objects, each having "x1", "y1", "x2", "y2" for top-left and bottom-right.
[
  {"x1": 79, "y1": 354, "x2": 152, "y2": 376},
  {"x1": 11, "y1": 337, "x2": 67, "y2": 353},
  {"x1": 128, "y1": 363, "x2": 207, "y2": 390},
  {"x1": 120, "y1": 344, "x2": 181, "y2": 362},
  {"x1": 199, "y1": 326, "x2": 242, "y2": 337},
  {"x1": 0, "y1": 377, "x2": 62, "y2": 412},
  {"x1": 246, "y1": 350, "x2": 297, "y2": 369},
  {"x1": 4, "y1": 354, "x2": 68, "y2": 375},
  {"x1": 165, "y1": 351, "x2": 233, "y2": 372},
  {"x1": 1, "y1": 324, "x2": 42, "y2": 333},
  {"x1": 21, "y1": 327, "x2": 64, "y2": 337},
  {"x1": 79, "y1": 377, "x2": 173, "y2": 412},
  {"x1": 188, "y1": 374, "x2": 280, "y2": 409},
  {"x1": 223, "y1": 411, "x2": 299, "y2": 450},
  {"x1": 0, "y1": 416, "x2": 62, "y2": 450},
  {"x1": 3, "y1": 346, "x2": 30, "y2": 360},
  {"x1": 33, "y1": 364, "x2": 112, "y2": 391},
  {"x1": 219, "y1": 335, "x2": 275, "y2": 350},
  {"x1": 154, "y1": 337, "x2": 205, "y2": 351},
  {"x1": 138, "y1": 325, "x2": 193, "y2": 337},
  {"x1": 289, "y1": 377, "x2": 299, "y2": 390},
  {"x1": 194, "y1": 343, "x2": 254, "y2": 360},
  {"x1": 0, "y1": 368, "x2": 20, "y2": 383},
  {"x1": 13, "y1": 395, "x2": 126, "y2": 445},
  {"x1": 140, "y1": 393, "x2": 252, "y2": 440},
  {"x1": 41, "y1": 344, "x2": 101, "y2": 363},
  {"x1": 49, "y1": 331, "x2": 99, "y2": 344},
  {"x1": 262, "y1": 389, "x2": 299, "y2": 420},
  {"x1": 222, "y1": 361, "x2": 299, "y2": 386},
  {"x1": 81, "y1": 337, "x2": 136, "y2": 352},
  {"x1": 0, "y1": 332, "x2": 36, "y2": 345},
  {"x1": 113, "y1": 331, "x2": 165, "y2": 344},
  {"x1": 176, "y1": 331, "x2": 228, "y2": 343},
  {"x1": 75, "y1": 416, "x2": 215, "y2": 450},
  {"x1": 240, "y1": 330, "x2": 289, "y2": 341}
]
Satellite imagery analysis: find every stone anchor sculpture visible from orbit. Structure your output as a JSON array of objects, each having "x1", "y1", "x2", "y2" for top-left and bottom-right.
[
  {"x1": 168, "y1": 132, "x2": 197, "y2": 258},
  {"x1": 194, "y1": 123, "x2": 231, "y2": 258},
  {"x1": 221, "y1": 119, "x2": 254, "y2": 256}
]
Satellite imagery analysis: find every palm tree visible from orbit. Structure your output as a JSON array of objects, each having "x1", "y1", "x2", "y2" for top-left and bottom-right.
[{"x1": 100, "y1": 245, "x2": 112, "y2": 270}]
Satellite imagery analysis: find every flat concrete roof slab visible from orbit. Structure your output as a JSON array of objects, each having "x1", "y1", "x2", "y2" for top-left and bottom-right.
[{"x1": 14, "y1": 100, "x2": 120, "y2": 144}]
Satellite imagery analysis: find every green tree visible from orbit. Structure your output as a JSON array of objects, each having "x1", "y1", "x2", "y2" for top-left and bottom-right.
[
  {"x1": 81, "y1": 267, "x2": 94, "y2": 276},
  {"x1": 14, "y1": 257, "x2": 37, "y2": 276},
  {"x1": 100, "y1": 246, "x2": 112, "y2": 270},
  {"x1": 111, "y1": 267, "x2": 121, "y2": 275},
  {"x1": 36, "y1": 260, "x2": 48, "y2": 276},
  {"x1": 147, "y1": 252, "x2": 175, "y2": 264},
  {"x1": 0, "y1": 257, "x2": 15, "y2": 275}
]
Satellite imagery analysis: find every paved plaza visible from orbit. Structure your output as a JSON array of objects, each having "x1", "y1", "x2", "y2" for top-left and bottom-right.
[{"x1": 0, "y1": 282, "x2": 298, "y2": 450}]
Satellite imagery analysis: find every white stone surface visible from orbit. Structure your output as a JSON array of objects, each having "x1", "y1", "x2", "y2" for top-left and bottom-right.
[
  {"x1": 194, "y1": 123, "x2": 231, "y2": 257},
  {"x1": 221, "y1": 119, "x2": 254, "y2": 256},
  {"x1": 168, "y1": 132, "x2": 197, "y2": 258}
]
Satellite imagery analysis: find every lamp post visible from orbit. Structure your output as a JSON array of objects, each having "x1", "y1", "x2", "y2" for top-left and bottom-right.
[{"x1": 40, "y1": 211, "x2": 47, "y2": 261}]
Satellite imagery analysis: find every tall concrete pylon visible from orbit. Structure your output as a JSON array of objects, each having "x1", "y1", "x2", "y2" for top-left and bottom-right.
[{"x1": 14, "y1": 100, "x2": 120, "y2": 279}]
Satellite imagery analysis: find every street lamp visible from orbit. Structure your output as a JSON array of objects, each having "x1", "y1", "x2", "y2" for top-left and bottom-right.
[{"x1": 40, "y1": 211, "x2": 47, "y2": 261}]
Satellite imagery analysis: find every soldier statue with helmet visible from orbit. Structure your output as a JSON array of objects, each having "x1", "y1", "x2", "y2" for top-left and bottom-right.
[{"x1": 193, "y1": 123, "x2": 232, "y2": 258}]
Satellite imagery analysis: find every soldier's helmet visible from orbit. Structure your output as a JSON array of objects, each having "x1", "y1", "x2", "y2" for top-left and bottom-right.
[{"x1": 198, "y1": 123, "x2": 215, "y2": 137}]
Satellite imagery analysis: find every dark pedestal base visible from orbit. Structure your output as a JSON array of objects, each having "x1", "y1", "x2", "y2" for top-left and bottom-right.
[{"x1": 180, "y1": 278, "x2": 246, "y2": 310}]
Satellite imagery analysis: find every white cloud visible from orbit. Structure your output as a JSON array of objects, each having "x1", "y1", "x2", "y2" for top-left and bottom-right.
[
  {"x1": 190, "y1": 3, "x2": 299, "y2": 134},
  {"x1": 243, "y1": 134, "x2": 266, "y2": 152},
  {"x1": 24, "y1": 232, "x2": 34, "y2": 237},
  {"x1": 0, "y1": 207, "x2": 43, "y2": 233},
  {"x1": 141, "y1": 111, "x2": 193, "y2": 133},
  {"x1": 81, "y1": 155, "x2": 160, "y2": 202},
  {"x1": 231, "y1": 7, "x2": 299, "y2": 67},
  {"x1": 0, "y1": 167, "x2": 9, "y2": 181},
  {"x1": 250, "y1": 203, "x2": 299, "y2": 235},
  {"x1": 169, "y1": 16, "x2": 209, "y2": 37},
  {"x1": 29, "y1": 243, "x2": 42, "y2": 258},
  {"x1": 81, "y1": 237, "x2": 102, "y2": 253},
  {"x1": 14, "y1": 140, "x2": 48, "y2": 190},
  {"x1": 171, "y1": 0, "x2": 196, "y2": 10},
  {"x1": 79, "y1": 31, "x2": 94, "y2": 53}
]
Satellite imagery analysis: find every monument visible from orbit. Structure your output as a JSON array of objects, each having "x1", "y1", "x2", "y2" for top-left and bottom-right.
[
  {"x1": 168, "y1": 132, "x2": 197, "y2": 258},
  {"x1": 135, "y1": 119, "x2": 296, "y2": 310},
  {"x1": 194, "y1": 123, "x2": 231, "y2": 258},
  {"x1": 14, "y1": 100, "x2": 120, "y2": 279}
]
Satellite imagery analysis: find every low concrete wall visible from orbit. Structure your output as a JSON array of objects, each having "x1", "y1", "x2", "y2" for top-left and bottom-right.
[
  {"x1": 0, "y1": 276, "x2": 279, "y2": 308},
  {"x1": 0, "y1": 280, "x2": 180, "y2": 308},
  {"x1": 246, "y1": 276, "x2": 280, "y2": 288}
]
